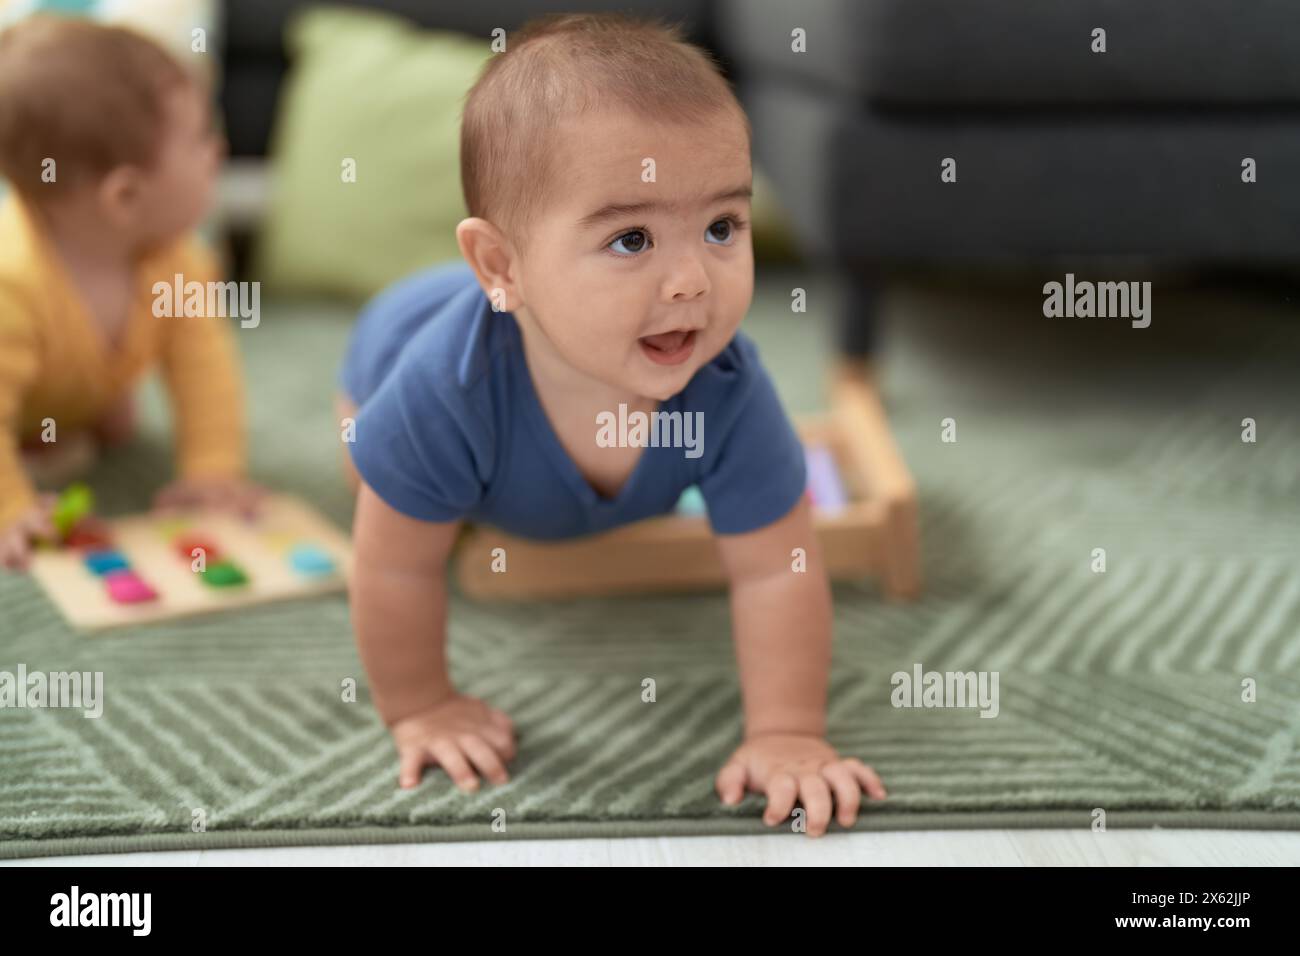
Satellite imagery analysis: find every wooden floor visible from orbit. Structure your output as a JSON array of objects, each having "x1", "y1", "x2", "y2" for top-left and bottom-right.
[{"x1": 7, "y1": 830, "x2": 1298, "y2": 866}]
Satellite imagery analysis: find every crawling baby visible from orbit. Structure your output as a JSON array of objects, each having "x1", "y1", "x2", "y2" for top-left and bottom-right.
[
  {"x1": 0, "y1": 16, "x2": 259, "y2": 570},
  {"x1": 338, "y1": 12, "x2": 886, "y2": 837}
]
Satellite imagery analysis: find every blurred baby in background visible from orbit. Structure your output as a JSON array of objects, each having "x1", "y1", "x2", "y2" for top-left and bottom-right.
[{"x1": 0, "y1": 16, "x2": 259, "y2": 569}]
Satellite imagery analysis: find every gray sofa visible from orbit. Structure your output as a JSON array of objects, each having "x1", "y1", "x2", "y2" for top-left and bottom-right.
[
  {"x1": 717, "y1": 0, "x2": 1300, "y2": 353},
  {"x1": 220, "y1": 0, "x2": 1300, "y2": 355}
]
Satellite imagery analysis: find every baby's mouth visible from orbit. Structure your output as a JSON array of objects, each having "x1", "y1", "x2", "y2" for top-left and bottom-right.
[
  {"x1": 639, "y1": 329, "x2": 697, "y2": 366},
  {"x1": 641, "y1": 330, "x2": 691, "y2": 352}
]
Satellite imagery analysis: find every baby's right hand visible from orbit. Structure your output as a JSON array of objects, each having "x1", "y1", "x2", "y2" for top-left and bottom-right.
[
  {"x1": 0, "y1": 495, "x2": 57, "y2": 571},
  {"x1": 390, "y1": 693, "x2": 517, "y2": 791}
]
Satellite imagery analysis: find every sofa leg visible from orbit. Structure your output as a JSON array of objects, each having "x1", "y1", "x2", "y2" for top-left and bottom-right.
[
  {"x1": 834, "y1": 271, "x2": 882, "y2": 389},
  {"x1": 837, "y1": 271, "x2": 880, "y2": 359}
]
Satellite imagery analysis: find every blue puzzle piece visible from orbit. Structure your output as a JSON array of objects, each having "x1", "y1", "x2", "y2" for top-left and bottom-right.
[
  {"x1": 288, "y1": 543, "x2": 336, "y2": 577},
  {"x1": 83, "y1": 549, "x2": 129, "y2": 576},
  {"x1": 675, "y1": 485, "x2": 707, "y2": 517}
]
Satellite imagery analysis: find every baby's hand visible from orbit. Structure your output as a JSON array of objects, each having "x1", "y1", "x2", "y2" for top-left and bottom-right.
[
  {"x1": 153, "y1": 476, "x2": 265, "y2": 517},
  {"x1": 390, "y1": 693, "x2": 517, "y2": 791},
  {"x1": 0, "y1": 495, "x2": 57, "y2": 571},
  {"x1": 715, "y1": 733, "x2": 887, "y2": 837}
]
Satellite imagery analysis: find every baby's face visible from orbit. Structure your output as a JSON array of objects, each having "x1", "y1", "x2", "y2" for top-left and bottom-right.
[
  {"x1": 514, "y1": 108, "x2": 753, "y2": 402},
  {"x1": 132, "y1": 85, "x2": 222, "y2": 248}
]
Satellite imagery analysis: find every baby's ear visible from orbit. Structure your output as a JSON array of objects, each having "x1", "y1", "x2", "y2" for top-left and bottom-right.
[
  {"x1": 456, "y1": 217, "x2": 519, "y2": 311},
  {"x1": 98, "y1": 165, "x2": 146, "y2": 224}
]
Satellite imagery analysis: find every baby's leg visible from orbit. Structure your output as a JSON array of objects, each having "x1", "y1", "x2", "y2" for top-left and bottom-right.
[{"x1": 334, "y1": 393, "x2": 361, "y2": 495}]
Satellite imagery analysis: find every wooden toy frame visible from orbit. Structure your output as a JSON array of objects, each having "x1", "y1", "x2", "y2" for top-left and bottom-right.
[
  {"x1": 453, "y1": 375, "x2": 921, "y2": 601},
  {"x1": 29, "y1": 495, "x2": 354, "y2": 632}
]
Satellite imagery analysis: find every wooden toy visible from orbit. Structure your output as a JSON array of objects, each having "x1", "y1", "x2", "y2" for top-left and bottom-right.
[
  {"x1": 29, "y1": 494, "x2": 353, "y2": 632},
  {"x1": 454, "y1": 374, "x2": 921, "y2": 601}
]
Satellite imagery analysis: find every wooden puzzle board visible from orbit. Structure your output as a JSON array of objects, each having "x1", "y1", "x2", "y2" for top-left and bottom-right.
[{"x1": 29, "y1": 495, "x2": 353, "y2": 633}]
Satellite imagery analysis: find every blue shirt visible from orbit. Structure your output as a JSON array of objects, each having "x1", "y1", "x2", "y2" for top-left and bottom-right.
[{"x1": 339, "y1": 263, "x2": 806, "y2": 540}]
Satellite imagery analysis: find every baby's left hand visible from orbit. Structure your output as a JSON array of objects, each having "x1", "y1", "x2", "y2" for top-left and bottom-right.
[
  {"x1": 154, "y1": 476, "x2": 265, "y2": 518},
  {"x1": 715, "y1": 733, "x2": 887, "y2": 837}
]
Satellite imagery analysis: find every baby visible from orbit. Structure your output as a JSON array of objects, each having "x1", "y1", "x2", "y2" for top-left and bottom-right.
[
  {"x1": 339, "y1": 13, "x2": 886, "y2": 837},
  {"x1": 0, "y1": 16, "x2": 259, "y2": 570}
]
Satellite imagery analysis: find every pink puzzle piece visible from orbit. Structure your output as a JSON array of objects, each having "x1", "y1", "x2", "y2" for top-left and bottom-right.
[{"x1": 104, "y1": 570, "x2": 158, "y2": 605}]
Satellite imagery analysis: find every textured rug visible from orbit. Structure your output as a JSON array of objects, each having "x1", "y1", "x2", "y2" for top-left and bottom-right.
[{"x1": 2, "y1": 276, "x2": 1298, "y2": 859}]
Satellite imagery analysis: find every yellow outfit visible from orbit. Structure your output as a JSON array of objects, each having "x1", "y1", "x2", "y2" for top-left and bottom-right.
[{"x1": 0, "y1": 194, "x2": 245, "y2": 528}]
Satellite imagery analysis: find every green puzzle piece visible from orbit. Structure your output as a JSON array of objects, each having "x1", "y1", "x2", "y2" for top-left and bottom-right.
[
  {"x1": 52, "y1": 483, "x2": 94, "y2": 539},
  {"x1": 200, "y1": 560, "x2": 248, "y2": 588}
]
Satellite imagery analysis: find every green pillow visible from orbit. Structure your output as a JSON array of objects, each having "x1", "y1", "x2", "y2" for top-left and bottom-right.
[{"x1": 254, "y1": 8, "x2": 490, "y2": 300}]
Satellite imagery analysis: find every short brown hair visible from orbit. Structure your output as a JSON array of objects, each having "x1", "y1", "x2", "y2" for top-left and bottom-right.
[
  {"x1": 0, "y1": 15, "x2": 195, "y2": 201},
  {"x1": 460, "y1": 13, "x2": 750, "y2": 250}
]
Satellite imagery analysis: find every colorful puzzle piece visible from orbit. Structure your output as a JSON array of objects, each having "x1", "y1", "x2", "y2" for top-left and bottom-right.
[
  {"x1": 200, "y1": 560, "x2": 248, "y2": 588},
  {"x1": 64, "y1": 518, "x2": 113, "y2": 550},
  {"x1": 173, "y1": 534, "x2": 221, "y2": 562},
  {"x1": 52, "y1": 483, "x2": 94, "y2": 540},
  {"x1": 674, "y1": 485, "x2": 707, "y2": 516},
  {"x1": 83, "y1": 550, "x2": 129, "y2": 576},
  {"x1": 104, "y1": 570, "x2": 158, "y2": 604},
  {"x1": 287, "y1": 543, "x2": 335, "y2": 577},
  {"x1": 804, "y1": 443, "x2": 848, "y2": 514},
  {"x1": 261, "y1": 530, "x2": 299, "y2": 553},
  {"x1": 154, "y1": 517, "x2": 192, "y2": 540}
]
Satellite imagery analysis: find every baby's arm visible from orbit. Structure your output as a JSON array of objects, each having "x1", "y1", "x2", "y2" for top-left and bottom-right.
[
  {"x1": 718, "y1": 494, "x2": 832, "y2": 737},
  {"x1": 713, "y1": 495, "x2": 886, "y2": 835},
  {"x1": 155, "y1": 242, "x2": 260, "y2": 514},
  {"x1": 0, "y1": 287, "x2": 52, "y2": 569},
  {"x1": 350, "y1": 483, "x2": 516, "y2": 790}
]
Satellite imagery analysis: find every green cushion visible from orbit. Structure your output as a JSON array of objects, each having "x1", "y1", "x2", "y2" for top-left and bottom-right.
[{"x1": 254, "y1": 8, "x2": 490, "y2": 300}]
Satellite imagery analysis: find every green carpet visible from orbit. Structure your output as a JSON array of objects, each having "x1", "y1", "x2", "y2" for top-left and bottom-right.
[{"x1": 2, "y1": 276, "x2": 1299, "y2": 859}]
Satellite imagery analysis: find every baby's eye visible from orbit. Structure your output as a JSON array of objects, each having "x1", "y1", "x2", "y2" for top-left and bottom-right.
[
  {"x1": 705, "y1": 218, "x2": 735, "y2": 245},
  {"x1": 609, "y1": 229, "x2": 650, "y2": 256}
]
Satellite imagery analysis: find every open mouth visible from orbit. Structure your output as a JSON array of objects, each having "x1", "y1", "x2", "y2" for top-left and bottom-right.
[{"x1": 639, "y1": 329, "x2": 697, "y2": 366}]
